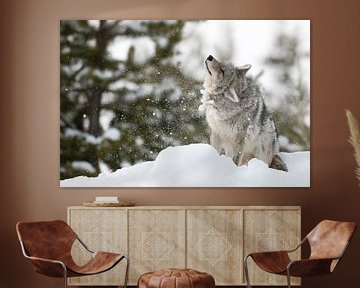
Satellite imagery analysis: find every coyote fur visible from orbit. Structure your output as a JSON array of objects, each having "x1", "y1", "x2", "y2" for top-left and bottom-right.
[{"x1": 200, "y1": 55, "x2": 287, "y2": 171}]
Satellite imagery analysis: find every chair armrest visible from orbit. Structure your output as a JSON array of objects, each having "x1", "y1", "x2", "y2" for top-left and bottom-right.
[
  {"x1": 26, "y1": 255, "x2": 65, "y2": 265},
  {"x1": 245, "y1": 237, "x2": 306, "y2": 259},
  {"x1": 25, "y1": 255, "x2": 67, "y2": 277},
  {"x1": 287, "y1": 258, "x2": 336, "y2": 277},
  {"x1": 246, "y1": 251, "x2": 292, "y2": 274},
  {"x1": 19, "y1": 240, "x2": 67, "y2": 277},
  {"x1": 247, "y1": 250, "x2": 290, "y2": 259},
  {"x1": 76, "y1": 236, "x2": 94, "y2": 253},
  {"x1": 286, "y1": 237, "x2": 307, "y2": 253}
]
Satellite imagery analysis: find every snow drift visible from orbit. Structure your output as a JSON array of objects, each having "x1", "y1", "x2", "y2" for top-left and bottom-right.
[{"x1": 60, "y1": 144, "x2": 310, "y2": 187}]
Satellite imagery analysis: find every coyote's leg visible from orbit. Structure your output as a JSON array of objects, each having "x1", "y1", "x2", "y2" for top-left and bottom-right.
[{"x1": 210, "y1": 132, "x2": 223, "y2": 154}]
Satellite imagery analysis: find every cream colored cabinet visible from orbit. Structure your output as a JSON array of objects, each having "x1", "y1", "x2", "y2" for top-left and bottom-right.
[
  {"x1": 187, "y1": 209, "x2": 243, "y2": 285},
  {"x1": 68, "y1": 206, "x2": 300, "y2": 286}
]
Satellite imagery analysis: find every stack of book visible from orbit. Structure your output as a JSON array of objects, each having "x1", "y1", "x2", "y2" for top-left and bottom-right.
[
  {"x1": 93, "y1": 196, "x2": 119, "y2": 204},
  {"x1": 83, "y1": 196, "x2": 135, "y2": 207}
]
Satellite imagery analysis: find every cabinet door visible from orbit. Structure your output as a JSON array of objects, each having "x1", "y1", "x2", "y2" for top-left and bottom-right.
[
  {"x1": 68, "y1": 208, "x2": 127, "y2": 286},
  {"x1": 128, "y1": 209, "x2": 186, "y2": 284},
  {"x1": 243, "y1": 209, "x2": 301, "y2": 286},
  {"x1": 187, "y1": 209, "x2": 243, "y2": 285}
]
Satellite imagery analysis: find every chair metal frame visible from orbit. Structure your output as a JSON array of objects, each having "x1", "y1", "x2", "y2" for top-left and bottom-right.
[
  {"x1": 244, "y1": 236, "x2": 350, "y2": 288},
  {"x1": 18, "y1": 233, "x2": 129, "y2": 288}
]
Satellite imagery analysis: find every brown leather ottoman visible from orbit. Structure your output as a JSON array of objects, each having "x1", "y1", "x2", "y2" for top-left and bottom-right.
[{"x1": 138, "y1": 268, "x2": 215, "y2": 288}]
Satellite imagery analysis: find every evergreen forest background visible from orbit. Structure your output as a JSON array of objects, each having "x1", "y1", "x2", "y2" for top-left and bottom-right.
[{"x1": 60, "y1": 20, "x2": 310, "y2": 180}]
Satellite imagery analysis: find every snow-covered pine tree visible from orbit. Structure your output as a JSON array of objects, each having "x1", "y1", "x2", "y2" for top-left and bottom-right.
[
  {"x1": 60, "y1": 20, "x2": 208, "y2": 180},
  {"x1": 61, "y1": 20, "x2": 128, "y2": 179},
  {"x1": 265, "y1": 33, "x2": 310, "y2": 152}
]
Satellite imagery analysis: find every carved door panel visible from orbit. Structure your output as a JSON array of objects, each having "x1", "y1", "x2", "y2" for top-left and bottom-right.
[
  {"x1": 243, "y1": 209, "x2": 301, "y2": 286},
  {"x1": 128, "y1": 209, "x2": 186, "y2": 284},
  {"x1": 187, "y1": 209, "x2": 243, "y2": 285},
  {"x1": 68, "y1": 208, "x2": 127, "y2": 286}
]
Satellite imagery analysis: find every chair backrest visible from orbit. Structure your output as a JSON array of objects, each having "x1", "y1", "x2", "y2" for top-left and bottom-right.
[
  {"x1": 16, "y1": 220, "x2": 77, "y2": 261},
  {"x1": 307, "y1": 220, "x2": 356, "y2": 261}
]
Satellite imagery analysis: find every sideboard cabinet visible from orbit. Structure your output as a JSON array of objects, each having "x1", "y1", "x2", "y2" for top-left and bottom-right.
[{"x1": 67, "y1": 206, "x2": 301, "y2": 286}]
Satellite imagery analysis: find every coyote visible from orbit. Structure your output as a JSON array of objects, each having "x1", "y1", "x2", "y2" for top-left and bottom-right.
[{"x1": 200, "y1": 55, "x2": 287, "y2": 171}]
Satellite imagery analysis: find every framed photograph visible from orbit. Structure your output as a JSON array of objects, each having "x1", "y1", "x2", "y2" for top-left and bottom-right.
[{"x1": 60, "y1": 20, "x2": 310, "y2": 187}]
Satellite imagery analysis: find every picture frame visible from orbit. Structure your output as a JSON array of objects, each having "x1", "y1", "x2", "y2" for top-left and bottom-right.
[{"x1": 60, "y1": 20, "x2": 310, "y2": 187}]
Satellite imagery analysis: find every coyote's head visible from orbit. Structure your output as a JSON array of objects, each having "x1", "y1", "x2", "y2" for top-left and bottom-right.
[{"x1": 204, "y1": 55, "x2": 251, "y2": 102}]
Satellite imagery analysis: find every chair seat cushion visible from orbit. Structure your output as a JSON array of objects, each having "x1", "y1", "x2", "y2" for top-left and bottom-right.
[
  {"x1": 138, "y1": 268, "x2": 215, "y2": 288},
  {"x1": 67, "y1": 252, "x2": 124, "y2": 276},
  {"x1": 250, "y1": 251, "x2": 291, "y2": 274}
]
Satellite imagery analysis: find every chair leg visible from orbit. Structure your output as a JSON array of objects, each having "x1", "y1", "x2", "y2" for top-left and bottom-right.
[
  {"x1": 62, "y1": 264, "x2": 68, "y2": 288},
  {"x1": 286, "y1": 269, "x2": 291, "y2": 288},
  {"x1": 244, "y1": 255, "x2": 252, "y2": 288},
  {"x1": 123, "y1": 255, "x2": 130, "y2": 288}
]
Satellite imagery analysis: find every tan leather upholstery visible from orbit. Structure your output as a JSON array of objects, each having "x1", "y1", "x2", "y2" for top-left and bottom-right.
[
  {"x1": 250, "y1": 251, "x2": 291, "y2": 274},
  {"x1": 246, "y1": 219, "x2": 356, "y2": 284},
  {"x1": 16, "y1": 220, "x2": 125, "y2": 278},
  {"x1": 138, "y1": 268, "x2": 215, "y2": 288},
  {"x1": 307, "y1": 220, "x2": 356, "y2": 260}
]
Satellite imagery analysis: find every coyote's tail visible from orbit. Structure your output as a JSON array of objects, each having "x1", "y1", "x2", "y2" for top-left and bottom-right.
[{"x1": 270, "y1": 155, "x2": 288, "y2": 172}]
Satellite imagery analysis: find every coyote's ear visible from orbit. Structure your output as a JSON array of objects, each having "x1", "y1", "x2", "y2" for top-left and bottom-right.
[
  {"x1": 225, "y1": 86, "x2": 239, "y2": 103},
  {"x1": 236, "y1": 64, "x2": 251, "y2": 76}
]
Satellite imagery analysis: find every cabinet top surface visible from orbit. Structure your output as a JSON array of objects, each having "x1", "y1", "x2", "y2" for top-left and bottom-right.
[{"x1": 68, "y1": 205, "x2": 301, "y2": 210}]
